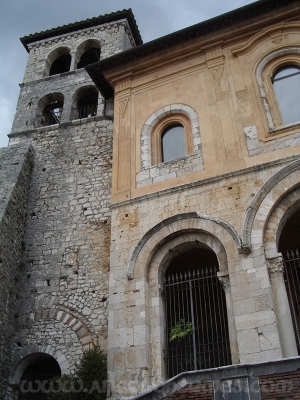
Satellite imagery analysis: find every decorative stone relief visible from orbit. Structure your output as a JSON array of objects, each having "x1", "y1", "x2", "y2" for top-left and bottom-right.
[
  {"x1": 267, "y1": 256, "x2": 284, "y2": 276},
  {"x1": 255, "y1": 294, "x2": 271, "y2": 311},
  {"x1": 217, "y1": 273, "x2": 231, "y2": 294}
]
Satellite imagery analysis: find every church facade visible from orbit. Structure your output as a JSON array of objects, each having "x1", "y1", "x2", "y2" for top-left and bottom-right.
[{"x1": 1, "y1": 1, "x2": 300, "y2": 399}]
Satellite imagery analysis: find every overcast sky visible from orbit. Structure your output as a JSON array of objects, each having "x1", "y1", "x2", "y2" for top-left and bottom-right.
[{"x1": 0, "y1": 0, "x2": 254, "y2": 148}]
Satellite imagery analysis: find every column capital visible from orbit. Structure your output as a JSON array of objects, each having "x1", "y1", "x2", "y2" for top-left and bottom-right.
[
  {"x1": 217, "y1": 272, "x2": 231, "y2": 293},
  {"x1": 267, "y1": 255, "x2": 284, "y2": 276}
]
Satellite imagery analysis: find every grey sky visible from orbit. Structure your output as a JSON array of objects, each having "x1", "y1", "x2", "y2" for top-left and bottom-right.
[{"x1": 0, "y1": 0, "x2": 254, "y2": 148}]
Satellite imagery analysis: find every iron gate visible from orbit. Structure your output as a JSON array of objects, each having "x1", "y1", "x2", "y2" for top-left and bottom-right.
[
  {"x1": 283, "y1": 249, "x2": 300, "y2": 354},
  {"x1": 163, "y1": 265, "x2": 231, "y2": 378}
]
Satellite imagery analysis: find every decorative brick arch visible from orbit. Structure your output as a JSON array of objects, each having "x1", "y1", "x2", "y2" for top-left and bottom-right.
[
  {"x1": 140, "y1": 104, "x2": 202, "y2": 169},
  {"x1": 18, "y1": 306, "x2": 93, "y2": 347},
  {"x1": 127, "y1": 212, "x2": 242, "y2": 280},
  {"x1": 242, "y1": 157, "x2": 300, "y2": 251}
]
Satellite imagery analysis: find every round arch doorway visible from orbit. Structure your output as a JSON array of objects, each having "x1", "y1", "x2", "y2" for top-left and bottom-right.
[
  {"x1": 278, "y1": 208, "x2": 300, "y2": 354},
  {"x1": 163, "y1": 246, "x2": 232, "y2": 378},
  {"x1": 18, "y1": 355, "x2": 61, "y2": 400}
]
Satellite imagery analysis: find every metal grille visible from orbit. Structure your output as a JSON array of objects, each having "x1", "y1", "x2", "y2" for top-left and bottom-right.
[
  {"x1": 163, "y1": 265, "x2": 231, "y2": 378},
  {"x1": 73, "y1": 103, "x2": 98, "y2": 120},
  {"x1": 283, "y1": 249, "x2": 300, "y2": 354}
]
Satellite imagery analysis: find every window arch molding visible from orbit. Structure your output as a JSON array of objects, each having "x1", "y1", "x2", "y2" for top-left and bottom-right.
[
  {"x1": 256, "y1": 47, "x2": 300, "y2": 134},
  {"x1": 140, "y1": 104, "x2": 202, "y2": 169}
]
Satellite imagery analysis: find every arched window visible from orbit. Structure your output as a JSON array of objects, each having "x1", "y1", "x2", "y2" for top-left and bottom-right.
[
  {"x1": 151, "y1": 114, "x2": 193, "y2": 165},
  {"x1": 36, "y1": 93, "x2": 64, "y2": 127},
  {"x1": 163, "y1": 247, "x2": 231, "y2": 378},
  {"x1": 77, "y1": 48, "x2": 100, "y2": 69},
  {"x1": 161, "y1": 124, "x2": 186, "y2": 162},
  {"x1": 19, "y1": 356, "x2": 61, "y2": 400},
  {"x1": 72, "y1": 86, "x2": 99, "y2": 120},
  {"x1": 49, "y1": 54, "x2": 71, "y2": 76},
  {"x1": 272, "y1": 65, "x2": 300, "y2": 125},
  {"x1": 76, "y1": 40, "x2": 101, "y2": 69}
]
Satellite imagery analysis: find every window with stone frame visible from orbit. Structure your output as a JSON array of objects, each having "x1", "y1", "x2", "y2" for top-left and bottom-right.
[
  {"x1": 152, "y1": 114, "x2": 193, "y2": 165},
  {"x1": 256, "y1": 49, "x2": 300, "y2": 136},
  {"x1": 272, "y1": 65, "x2": 300, "y2": 126}
]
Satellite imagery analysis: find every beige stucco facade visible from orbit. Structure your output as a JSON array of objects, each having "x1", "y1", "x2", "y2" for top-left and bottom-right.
[{"x1": 93, "y1": 1, "x2": 300, "y2": 398}]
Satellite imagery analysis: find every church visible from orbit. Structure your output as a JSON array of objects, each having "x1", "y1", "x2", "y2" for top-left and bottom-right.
[{"x1": 1, "y1": 0, "x2": 300, "y2": 398}]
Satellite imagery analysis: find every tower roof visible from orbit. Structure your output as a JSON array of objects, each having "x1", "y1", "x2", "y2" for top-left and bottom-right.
[{"x1": 20, "y1": 9, "x2": 143, "y2": 52}]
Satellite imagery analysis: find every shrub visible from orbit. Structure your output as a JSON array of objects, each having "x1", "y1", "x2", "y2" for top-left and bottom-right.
[{"x1": 49, "y1": 345, "x2": 107, "y2": 400}]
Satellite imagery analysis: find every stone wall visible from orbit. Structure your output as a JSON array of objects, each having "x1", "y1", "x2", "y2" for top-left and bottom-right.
[
  {"x1": 107, "y1": 154, "x2": 300, "y2": 397},
  {"x1": 0, "y1": 144, "x2": 33, "y2": 397},
  {"x1": 8, "y1": 116, "x2": 113, "y2": 382}
]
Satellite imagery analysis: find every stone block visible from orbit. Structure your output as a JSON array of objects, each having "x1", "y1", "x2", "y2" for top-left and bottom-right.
[{"x1": 237, "y1": 329, "x2": 260, "y2": 354}]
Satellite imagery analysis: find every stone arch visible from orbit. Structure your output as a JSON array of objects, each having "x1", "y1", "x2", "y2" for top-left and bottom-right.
[
  {"x1": 264, "y1": 186, "x2": 300, "y2": 256},
  {"x1": 242, "y1": 157, "x2": 300, "y2": 251},
  {"x1": 9, "y1": 350, "x2": 69, "y2": 387},
  {"x1": 140, "y1": 104, "x2": 202, "y2": 170},
  {"x1": 71, "y1": 85, "x2": 99, "y2": 120},
  {"x1": 35, "y1": 92, "x2": 65, "y2": 127},
  {"x1": 75, "y1": 38, "x2": 101, "y2": 69},
  {"x1": 261, "y1": 186, "x2": 300, "y2": 358},
  {"x1": 145, "y1": 220, "x2": 238, "y2": 382},
  {"x1": 44, "y1": 46, "x2": 72, "y2": 77},
  {"x1": 127, "y1": 212, "x2": 241, "y2": 280},
  {"x1": 17, "y1": 306, "x2": 93, "y2": 347}
]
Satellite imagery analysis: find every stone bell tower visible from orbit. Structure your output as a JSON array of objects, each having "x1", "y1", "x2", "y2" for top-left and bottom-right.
[{"x1": 0, "y1": 10, "x2": 142, "y2": 399}]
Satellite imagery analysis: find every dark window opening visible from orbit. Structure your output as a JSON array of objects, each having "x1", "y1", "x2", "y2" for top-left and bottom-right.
[
  {"x1": 49, "y1": 55, "x2": 71, "y2": 76},
  {"x1": 19, "y1": 357, "x2": 61, "y2": 400},
  {"x1": 161, "y1": 124, "x2": 186, "y2": 162},
  {"x1": 72, "y1": 87, "x2": 99, "y2": 120},
  {"x1": 279, "y1": 208, "x2": 300, "y2": 354},
  {"x1": 39, "y1": 101, "x2": 63, "y2": 126},
  {"x1": 77, "y1": 48, "x2": 100, "y2": 69},
  {"x1": 163, "y1": 247, "x2": 231, "y2": 378},
  {"x1": 272, "y1": 65, "x2": 300, "y2": 125}
]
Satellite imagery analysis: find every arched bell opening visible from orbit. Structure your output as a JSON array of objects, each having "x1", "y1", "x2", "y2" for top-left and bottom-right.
[
  {"x1": 278, "y1": 208, "x2": 300, "y2": 354},
  {"x1": 18, "y1": 354, "x2": 61, "y2": 400},
  {"x1": 163, "y1": 246, "x2": 232, "y2": 378}
]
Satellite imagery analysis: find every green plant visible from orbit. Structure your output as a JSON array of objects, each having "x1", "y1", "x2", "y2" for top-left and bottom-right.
[
  {"x1": 169, "y1": 319, "x2": 193, "y2": 343},
  {"x1": 49, "y1": 344, "x2": 107, "y2": 400},
  {"x1": 59, "y1": 275, "x2": 68, "y2": 280}
]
